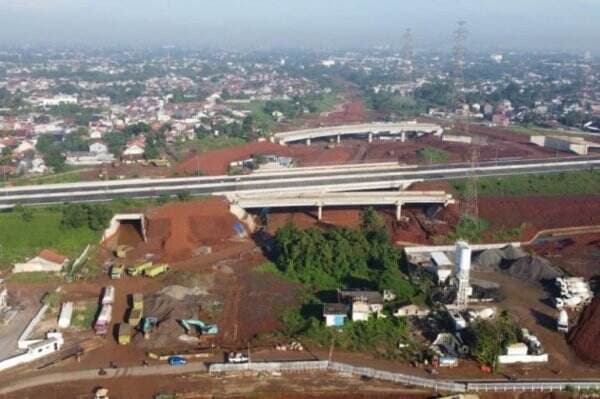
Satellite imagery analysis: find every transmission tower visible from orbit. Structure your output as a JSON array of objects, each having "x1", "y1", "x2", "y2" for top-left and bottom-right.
[
  {"x1": 453, "y1": 21, "x2": 479, "y2": 220},
  {"x1": 582, "y1": 51, "x2": 593, "y2": 111},
  {"x1": 402, "y1": 28, "x2": 414, "y2": 78}
]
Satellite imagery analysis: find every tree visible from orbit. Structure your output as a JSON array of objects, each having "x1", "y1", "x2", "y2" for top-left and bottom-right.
[
  {"x1": 44, "y1": 146, "x2": 66, "y2": 172},
  {"x1": 87, "y1": 205, "x2": 113, "y2": 231},
  {"x1": 36, "y1": 135, "x2": 56, "y2": 155},
  {"x1": 61, "y1": 204, "x2": 89, "y2": 229}
]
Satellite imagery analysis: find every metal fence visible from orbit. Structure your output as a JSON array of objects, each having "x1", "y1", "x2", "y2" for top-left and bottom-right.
[{"x1": 208, "y1": 360, "x2": 600, "y2": 394}]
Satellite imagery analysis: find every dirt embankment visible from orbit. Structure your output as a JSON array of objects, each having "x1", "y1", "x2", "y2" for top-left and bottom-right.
[
  {"x1": 130, "y1": 198, "x2": 243, "y2": 262},
  {"x1": 568, "y1": 296, "x2": 600, "y2": 364}
]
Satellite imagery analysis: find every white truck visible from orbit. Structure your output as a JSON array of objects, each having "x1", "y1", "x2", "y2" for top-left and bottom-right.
[
  {"x1": 101, "y1": 286, "x2": 115, "y2": 305},
  {"x1": 94, "y1": 304, "x2": 113, "y2": 336}
]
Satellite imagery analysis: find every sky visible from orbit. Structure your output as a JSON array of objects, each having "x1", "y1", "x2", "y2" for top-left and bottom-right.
[{"x1": 0, "y1": 0, "x2": 599, "y2": 53}]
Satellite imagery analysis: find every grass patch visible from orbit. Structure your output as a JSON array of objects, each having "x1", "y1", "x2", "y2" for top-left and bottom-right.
[
  {"x1": 451, "y1": 170, "x2": 600, "y2": 197},
  {"x1": 446, "y1": 216, "x2": 489, "y2": 243},
  {"x1": 3, "y1": 167, "x2": 90, "y2": 187},
  {"x1": 492, "y1": 224, "x2": 528, "y2": 242},
  {"x1": 417, "y1": 147, "x2": 450, "y2": 163},
  {"x1": 71, "y1": 302, "x2": 98, "y2": 331},
  {"x1": 7, "y1": 272, "x2": 63, "y2": 284},
  {"x1": 194, "y1": 135, "x2": 248, "y2": 152},
  {"x1": 0, "y1": 208, "x2": 99, "y2": 269}
]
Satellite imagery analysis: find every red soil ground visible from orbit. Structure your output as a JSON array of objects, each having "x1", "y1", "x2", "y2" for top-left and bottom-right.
[
  {"x1": 129, "y1": 198, "x2": 242, "y2": 262},
  {"x1": 479, "y1": 195, "x2": 600, "y2": 241},
  {"x1": 531, "y1": 233, "x2": 600, "y2": 279},
  {"x1": 568, "y1": 296, "x2": 600, "y2": 364}
]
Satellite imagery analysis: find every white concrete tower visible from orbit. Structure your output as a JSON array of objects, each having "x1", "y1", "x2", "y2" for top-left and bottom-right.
[{"x1": 455, "y1": 241, "x2": 473, "y2": 308}]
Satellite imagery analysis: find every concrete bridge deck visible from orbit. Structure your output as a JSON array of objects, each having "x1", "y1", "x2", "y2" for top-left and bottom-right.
[
  {"x1": 228, "y1": 190, "x2": 455, "y2": 220},
  {"x1": 272, "y1": 122, "x2": 443, "y2": 144}
]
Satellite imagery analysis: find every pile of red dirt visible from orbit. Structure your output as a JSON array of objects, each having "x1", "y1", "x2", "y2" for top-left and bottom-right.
[
  {"x1": 568, "y1": 296, "x2": 600, "y2": 363},
  {"x1": 140, "y1": 198, "x2": 242, "y2": 262}
]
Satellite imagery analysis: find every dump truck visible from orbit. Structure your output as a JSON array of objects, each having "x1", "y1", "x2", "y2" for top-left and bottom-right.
[
  {"x1": 132, "y1": 293, "x2": 143, "y2": 310},
  {"x1": 110, "y1": 264, "x2": 124, "y2": 279},
  {"x1": 128, "y1": 307, "x2": 143, "y2": 326},
  {"x1": 101, "y1": 286, "x2": 115, "y2": 305},
  {"x1": 94, "y1": 304, "x2": 113, "y2": 336},
  {"x1": 115, "y1": 245, "x2": 133, "y2": 259},
  {"x1": 144, "y1": 264, "x2": 169, "y2": 278},
  {"x1": 118, "y1": 323, "x2": 132, "y2": 345},
  {"x1": 126, "y1": 261, "x2": 153, "y2": 276}
]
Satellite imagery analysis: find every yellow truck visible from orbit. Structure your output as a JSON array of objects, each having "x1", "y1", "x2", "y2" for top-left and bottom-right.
[
  {"x1": 132, "y1": 293, "x2": 143, "y2": 310},
  {"x1": 128, "y1": 308, "x2": 143, "y2": 326},
  {"x1": 126, "y1": 261, "x2": 153, "y2": 276},
  {"x1": 118, "y1": 323, "x2": 132, "y2": 345},
  {"x1": 144, "y1": 264, "x2": 169, "y2": 278}
]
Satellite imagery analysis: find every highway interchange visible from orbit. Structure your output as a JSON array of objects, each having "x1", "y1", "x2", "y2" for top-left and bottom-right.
[{"x1": 1, "y1": 155, "x2": 599, "y2": 208}]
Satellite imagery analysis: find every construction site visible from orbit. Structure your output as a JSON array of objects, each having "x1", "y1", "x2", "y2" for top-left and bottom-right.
[{"x1": 1, "y1": 55, "x2": 600, "y2": 399}]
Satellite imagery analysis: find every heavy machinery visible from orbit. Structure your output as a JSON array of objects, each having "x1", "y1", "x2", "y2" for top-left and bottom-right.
[
  {"x1": 110, "y1": 264, "x2": 123, "y2": 279},
  {"x1": 126, "y1": 261, "x2": 153, "y2": 276},
  {"x1": 142, "y1": 317, "x2": 158, "y2": 339},
  {"x1": 144, "y1": 264, "x2": 169, "y2": 278},
  {"x1": 180, "y1": 319, "x2": 218, "y2": 335},
  {"x1": 118, "y1": 323, "x2": 132, "y2": 345},
  {"x1": 94, "y1": 387, "x2": 109, "y2": 399},
  {"x1": 115, "y1": 245, "x2": 133, "y2": 259}
]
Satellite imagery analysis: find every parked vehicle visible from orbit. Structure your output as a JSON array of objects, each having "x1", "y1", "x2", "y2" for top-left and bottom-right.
[
  {"x1": 132, "y1": 293, "x2": 144, "y2": 310},
  {"x1": 227, "y1": 352, "x2": 249, "y2": 364},
  {"x1": 128, "y1": 308, "x2": 143, "y2": 326},
  {"x1": 127, "y1": 261, "x2": 153, "y2": 276},
  {"x1": 101, "y1": 286, "x2": 115, "y2": 305},
  {"x1": 144, "y1": 264, "x2": 169, "y2": 278},
  {"x1": 94, "y1": 304, "x2": 113, "y2": 336},
  {"x1": 168, "y1": 356, "x2": 187, "y2": 366},
  {"x1": 118, "y1": 323, "x2": 132, "y2": 345},
  {"x1": 110, "y1": 265, "x2": 123, "y2": 279}
]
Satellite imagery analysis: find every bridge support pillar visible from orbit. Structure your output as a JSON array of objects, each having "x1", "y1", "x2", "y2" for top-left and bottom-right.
[
  {"x1": 368, "y1": 133, "x2": 373, "y2": 143},
  {"x1": 396, "y1": 202, "x2": 403, "y2": 221},
  {"x1": 401, "y1": 132, "x2": 406, "y2": 143},
  {"x1": 306, "y1": 138, "x2": 311, "y2": 146},
  {"x1": 317, "y1": 204, "x2": 323, "y2": 220},
  {"x1": 336, "y1": 134, "x2": 341, "y2": 144}
]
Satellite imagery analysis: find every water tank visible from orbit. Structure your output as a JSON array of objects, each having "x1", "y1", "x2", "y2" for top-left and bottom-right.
[{"x1": 455, "y1": 241, "x2": 472, "y2": 278}]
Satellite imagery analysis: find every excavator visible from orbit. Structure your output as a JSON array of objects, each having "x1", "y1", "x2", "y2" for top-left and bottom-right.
[
  {"x1": 179, "y1": 319, "x2": 219, "y2": 336},
  {"x1": 141, "y1": 317, "x2": 158, "y2": 339}
]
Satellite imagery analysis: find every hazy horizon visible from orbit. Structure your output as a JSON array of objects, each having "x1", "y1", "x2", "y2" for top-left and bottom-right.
[{"x1": 0, "y1": 0, "x2": 599, "y2": 54}]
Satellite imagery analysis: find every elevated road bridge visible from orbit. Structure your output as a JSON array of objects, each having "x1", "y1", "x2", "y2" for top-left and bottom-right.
[
  {"x1": 227, "y1": 191, "x2": 455, "y2": 220},
  {"x1": 272, "y1": 122, "x2": 443, "y2": 145},
  {"x1": 1, "y1": 155, "x2": 599, "y2": 209}
]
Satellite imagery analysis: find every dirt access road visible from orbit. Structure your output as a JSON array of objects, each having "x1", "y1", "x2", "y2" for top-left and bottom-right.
[{"x1": 0, "y1": 363, "x2": 430, "y2": 399}]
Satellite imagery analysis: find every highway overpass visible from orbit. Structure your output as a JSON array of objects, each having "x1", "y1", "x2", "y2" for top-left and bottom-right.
[
  {"x1": 1, "y1": 155, "x2": 599, "y2": 209},
  {"x1": 272, "y1": 122, "x2": 443, "y2": 145},
  {"x1": 227, "y1": 191, "x2": 455, "y2": 220}
]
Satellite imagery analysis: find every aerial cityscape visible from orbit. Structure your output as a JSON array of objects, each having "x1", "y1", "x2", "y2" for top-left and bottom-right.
[{"x1": 0, "y1": 1, "x2": 600, "y2": 398}]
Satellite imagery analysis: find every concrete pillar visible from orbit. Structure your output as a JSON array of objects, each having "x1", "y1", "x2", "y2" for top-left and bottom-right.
[
  {"x1": 336, "y1": 134, "x2": 341, "y2": 144},
  {"x1": 395, "y1": 202, "x2": 403, "y2": 221},
  {"x1": 306, "y1": 138, "x2": 311, "y2": 146},
  {"x1": 368, "y1": 133, "x2": 373, "y2": 143},
  {"x1": 317, "y1": 204, "x2": 323, "y2": 220},
  {"x1": 401, "y1": 131, "x2": 406, "y2": 143}
]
